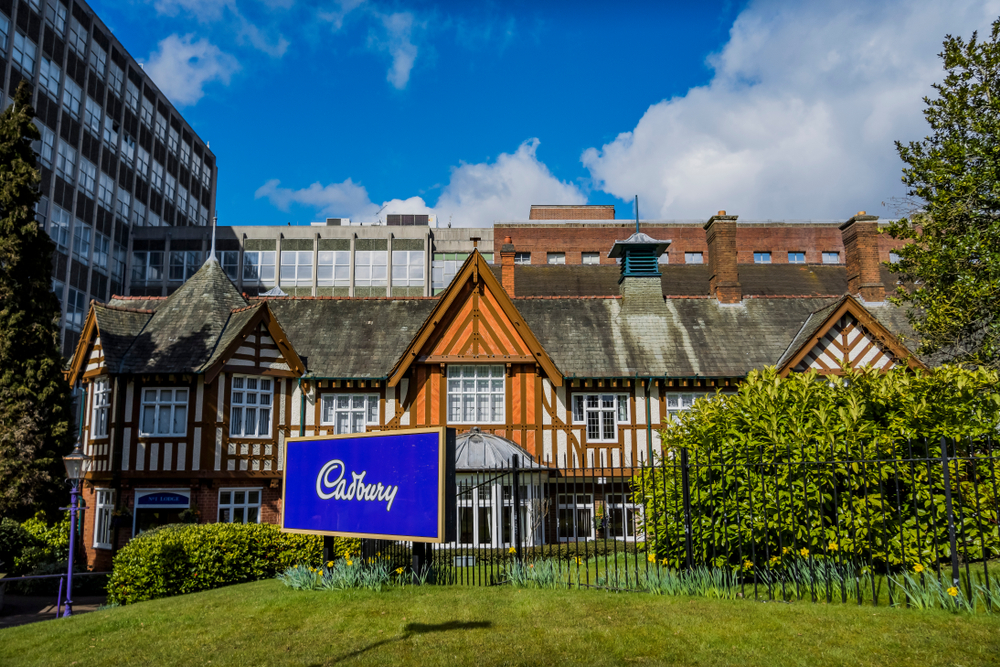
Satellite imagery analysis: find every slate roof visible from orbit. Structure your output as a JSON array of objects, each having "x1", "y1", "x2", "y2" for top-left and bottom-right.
[{"x1": 86, "y1": 254, "x2": 923, "y2": 380}]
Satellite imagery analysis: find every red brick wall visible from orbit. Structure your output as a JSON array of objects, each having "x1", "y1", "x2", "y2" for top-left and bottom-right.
[
  {"x1": 528, "y1": 205, "x2": 615, "y2": 220},
  {"x1": 494, "y1": 222, "x2": 912, "y2": 266}
]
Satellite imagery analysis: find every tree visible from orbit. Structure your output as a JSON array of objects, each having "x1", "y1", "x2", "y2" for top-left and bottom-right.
[
  {"x1": 885, "y1": 20, "x2": 1000, "y2": 369},
  {"x1": 0, "y1": 81, "x2": 73, "y2": 521}
]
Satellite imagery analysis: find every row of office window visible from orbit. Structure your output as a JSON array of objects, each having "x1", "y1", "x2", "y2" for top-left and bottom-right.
[
  {"x1": 514, "y1": 251, "x2": 846, "y2": 265},
  {"x1": 753, "y1": 251, "x2": 841, "y2": 264},
  {"x1": 91, "y1": 371, "x2": 702, "y2": 444}
]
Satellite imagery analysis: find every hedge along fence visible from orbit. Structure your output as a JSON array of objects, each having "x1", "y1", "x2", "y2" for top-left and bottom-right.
[
  {"x1": 634, "y1": 365, "x2": 1000, "y2": 572},
  {"x1": 107, "y1": 523, "x2": 322, "y2": 605}
]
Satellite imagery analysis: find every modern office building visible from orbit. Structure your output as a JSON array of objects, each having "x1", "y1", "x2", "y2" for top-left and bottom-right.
[
  {"x1": 0, "y1": 0, "x2": 218, "y2": 356},
  {"x1": 129, "y1": 222, "x2": 494, "y2": 298}
]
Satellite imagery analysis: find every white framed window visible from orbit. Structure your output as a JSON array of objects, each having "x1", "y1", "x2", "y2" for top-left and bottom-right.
[
  {"x1": 72, "y1": 222, "x2": 91, "y2": 264},
  {"x1": 822, "y1": 251, "x2": 840, "y2": 264},
  {"x1": 279, "y1": 250, "x2": 312, "y2": 286},
  {"x1": 788, "y1": 252, "x2": 806, "y2": 264},
  {"x1": 122, "y1": 134, "x2": 136, "y2": 165},
  {"x1": 391, "y1": 250, "x2": 424, "y2": 286},
  {"x1": 164, "y1": 173, "x2": 176, "y2": 200},
  {"x1": 67, "y1": 17, "x2": 87, "y2": 54},
  {"x1": 167, "y1": 126, "x2": 179, "y2": 153},
  {"x1": 665, "y1": 393, "x2": 699, "y2": 421},
  {"x1": 582, "y1": 252, "x2": 600, "y2": 265},
  {"x1": 229, "y1": 376, "x2": 272, "y2": 438},
  {"x1": 243, "y1": 251, "x2": 276, "y2": 284},
  {"x1": 321, "y1": 394, "x2": 378, "y2": 434},
  {"x1": 180, "y1": 140, "x2": 191, "y2": 165},
  {"x1": 49, "y1": 205, "x2": 70, "y2": 250},
  {"x1": 91, "y1": 377, "x2": 111, "y2": 437},
  {"x1": 684, "y1": 252, "x2": 703, "y2": 264},
  {"x1": 92, "y1": 232, "x2": 109, "y2": 273},
  {"x1": 97, "y1": 172, "x2": 114, "y2": 209},
  {"x1": 514, "y1": 252, "x2": 530, "y2": 265},
  {"x1": 140, "y1": 388, "x2": 189, "y2": 436},
  {"x1": 447, "y1": 365, "x2": 505, "y2": 424},
  {"x1": 547, "y1": 252, "x2": 565, "y2": 265},
  {"x1": 218, "y1": 488, "x2": 262, "y2": 523},
  {"x1": 12, "y1": 32, "x2": 37, "y2": 75},
  {"x1": 39, "y1": 57, "x2": 61, "y2": 98},
  {"x1": 201, "y1": 162, "x2": 211, "y2": 187},
  {"x1": 62, "y1": 78, "x2": 82, "y2": 119},
  {"x1": 79, "y1": 158, "x2": 96, "y2": 193},
  {"x1": 136, "y1": 146, "x2": 150, "y2": 177},
  {"x1": 557, "y1": 492, "x2": 593, "y2": 541},
  {"x1": 606, "y1": 492, "x2": 640, "y2": 541},
  {"x1": 93, "y1": 489, "x2": 114, "y2": 549},
  {"x1": 572, "y1": 394, "x2": 628, "y2": 443},
  {"x1": 753, "y1": 252, "x2": 771, "y2": 264},
  {"x1": 354, "y1": 250, "x2": 387, "y2": 287},
  {"x1": 88, "y1": 43, "x2": 106, "y2": 78},
  {"x1": 56, "y1": 140, "x2": 76, "y2": 182},
  {"x1": 317, "y1": 250, "x2": 350, "y2": 286},
  {"x1": 168, "y1": 250, "x2": 201, "y2": 281},
  {"x1": 116, "y1": 188, "x2": 131, "y2": 219}
]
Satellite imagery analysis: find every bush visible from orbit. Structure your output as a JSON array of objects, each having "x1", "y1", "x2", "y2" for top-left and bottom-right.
[
  {"x1": 635, "y1": 365, "x2": 1000, "y2": 571},
  {"x1": 107, "y1": 523, "x2": 321, "y2": 605},
  {"x1": 0, "y1": 517, "x2": 40, "y2": 575}
]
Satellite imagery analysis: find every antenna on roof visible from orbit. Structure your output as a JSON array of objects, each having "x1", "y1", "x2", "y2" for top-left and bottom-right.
[
  {"x1": 635, "y1": 195, "x2": 639, "y2": 234},
  {"x1": 209, "y1": 214, "x2": 217, "y2": 262}
]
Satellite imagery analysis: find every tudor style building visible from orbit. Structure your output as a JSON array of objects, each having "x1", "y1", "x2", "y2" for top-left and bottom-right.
[{"x1": 66, "y1": 211, "x2": 926, "y2": 568}]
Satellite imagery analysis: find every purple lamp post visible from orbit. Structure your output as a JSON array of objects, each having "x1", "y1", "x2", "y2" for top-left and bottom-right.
[{"x1": 62, "y1": 443, "x2": 88, "y2": 618}]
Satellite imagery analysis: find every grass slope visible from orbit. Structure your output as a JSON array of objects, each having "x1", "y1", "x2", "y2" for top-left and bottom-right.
[{"x1": 2, "y1": 580, "x2": 998, "y2": 667}]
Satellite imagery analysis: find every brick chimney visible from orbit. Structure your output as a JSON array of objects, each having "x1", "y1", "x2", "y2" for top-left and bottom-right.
[
  {"x1": 500, "y1": 236, "x2": 516, "y2": 296},
  {"x1": 840, "y1": 211, "x2": 884, "y2": 302},
  {"x1": 704, "y1": 211, "x2": 741, "y2": 304}
]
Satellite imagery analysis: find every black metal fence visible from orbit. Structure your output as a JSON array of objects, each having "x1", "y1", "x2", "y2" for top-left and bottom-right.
[{"x1": 342, "y1": 436, "x2": 1000, "y2": 607}]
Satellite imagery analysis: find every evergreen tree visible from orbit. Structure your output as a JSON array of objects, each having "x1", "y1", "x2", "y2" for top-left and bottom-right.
[
  {"x1": 886, "y1": 20, "x2": 1000, "y2": 369},
  {"x1": 0, "y1": 81, "x2": 72, "y2": 520}
]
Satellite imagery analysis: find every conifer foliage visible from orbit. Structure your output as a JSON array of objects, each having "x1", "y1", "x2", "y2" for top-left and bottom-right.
[
  {"x1": 0, "y1": 82, "x2": 72, "y2": 520},
  {"x1": 887, "y1": 20, "x2": 1000, "y2": 369}
]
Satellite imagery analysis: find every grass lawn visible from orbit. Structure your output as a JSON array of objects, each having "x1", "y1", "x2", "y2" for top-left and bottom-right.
[{"x1": 2, "y1": 580, "x2": 999, "y2": 667}]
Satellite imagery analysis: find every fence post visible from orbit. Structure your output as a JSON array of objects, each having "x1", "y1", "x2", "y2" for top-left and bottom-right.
[
  {"x1": 940, "y1": 436, "x2": 962, "y2": 594},
  {"x1": 322, "y1": 536, "x2": 335, "y2": 564},
  {"x1": 681, "y1": 447, "x2": 694, "y2": 571},
  {"x1": 513, "y1": 455, "x2": 523, "y2": 563}
]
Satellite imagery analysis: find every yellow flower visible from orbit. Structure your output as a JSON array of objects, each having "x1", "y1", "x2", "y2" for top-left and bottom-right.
[
  {"x1": 647, "y1": 553, "x2": 656, "y2": 563},
  {"x1": 508, "y1": 547, "x2": 516, "y2": 554},
  {"x1": 575, "y1": 557, "x2": 582, "y2": 565},
  {"x1": 799, "y1": 548, "x2": 809, "y2": 557},
  {"x1": 346, "y1": 560, "x2": 353, "y2": 566},
  {"x1": 743, "y1": 560, "x2": 753, "y2": 571},
  {"x1": 913, "y1": 563, "x2": 924, "y2": 573},
  {"x1": 326, "y1": 561, "x2": 334, "y2": 568},
  {"x1": 827, "y1": 542, "x2": 838, "y2": 551},
  {"x1": 769, "y1": 556, "x2": 781, "y2": 566},
  {"x1": 395, "y1": 567, "x2": 404, "y2": 574},
  {"x1": 947, "y1": 587, "x2": 959, "y2": 597},
  {"x1": 782, "y1": 547, "x2": 789, "y2": 555},
  {"x1": 661, "y1": 558, "x2": 670, "y2": 566}
]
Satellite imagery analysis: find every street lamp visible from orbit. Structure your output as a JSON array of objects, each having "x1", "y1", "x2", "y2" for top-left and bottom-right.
[{"x1": 62, "y1": 443, "x2": 89, "y2": 617}]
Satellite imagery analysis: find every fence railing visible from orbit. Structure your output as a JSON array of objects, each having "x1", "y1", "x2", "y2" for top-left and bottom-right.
[{"x1": 346, "y1": 435, "x2": 999, "y2": 608}]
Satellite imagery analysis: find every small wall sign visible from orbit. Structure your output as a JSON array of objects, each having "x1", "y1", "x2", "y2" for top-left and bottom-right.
[{"x1": 282, "y1": 427, "x2": 456, "y2": 542}]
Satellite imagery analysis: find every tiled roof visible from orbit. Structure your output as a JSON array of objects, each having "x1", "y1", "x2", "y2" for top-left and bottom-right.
[{"x1": 92, "y1": 303, "x2": 153, "y2": 373}]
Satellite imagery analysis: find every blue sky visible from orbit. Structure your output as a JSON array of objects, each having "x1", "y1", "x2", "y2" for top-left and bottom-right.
[{"x1": 92, "y1": 0, "x2": 999, "y2": 226}]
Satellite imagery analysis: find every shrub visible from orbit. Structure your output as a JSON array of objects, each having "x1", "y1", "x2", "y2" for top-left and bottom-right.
[
  {"x1": 107, "y1": 522, "x2": 321, "y2": 605},
  {"x1": 0, "y1": 517, "x2": 40, "y2": 575},
  {"x1": 635, "y1": 365, "x2": 1000, "y2": 570}
]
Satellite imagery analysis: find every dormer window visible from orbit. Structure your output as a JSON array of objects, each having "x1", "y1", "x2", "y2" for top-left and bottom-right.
[{"x1": 447, "y1": 365, "x2": 505, "y2": 424}]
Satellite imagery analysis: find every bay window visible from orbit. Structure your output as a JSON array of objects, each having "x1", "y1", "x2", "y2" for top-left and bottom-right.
[{"x1": 321, "y1": 394, "x2": 378, "y2": 434}]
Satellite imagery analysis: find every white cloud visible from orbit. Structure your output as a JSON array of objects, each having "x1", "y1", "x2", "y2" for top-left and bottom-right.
[
  {"x1": 370, "y1": 11, "x2": 421, "y2": 89},
  {"x1": 143, "y1": 34, "x2": 240, "y2": 106},
  {"x1": 255, "y1": 139, "x2": 585, "y2": 225},
  {"x1": 318, "y1": 0, "x2": 367, "y2": 31},
  {"x1": 237, "y1": 16, "x2": 290, "y2": 57},
  {"x1": 150, "y1": 0, "x2": 289, "y2": 58},
  {"x1": 153, "y1": 0, "x2": 231, "y2": 22},
  {"x1": 581, "y1": 0, "x2": 1000, "y2": 220}
]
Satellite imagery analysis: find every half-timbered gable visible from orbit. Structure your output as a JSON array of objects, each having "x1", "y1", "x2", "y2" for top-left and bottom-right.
[{"x1": 777, "y1": 295, "x2": 926, "y2": 376}]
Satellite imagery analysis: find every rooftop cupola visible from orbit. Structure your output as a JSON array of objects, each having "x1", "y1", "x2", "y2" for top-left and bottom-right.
[{"x1": 608, "y1": 231, "x2": 671, "y2": 284}]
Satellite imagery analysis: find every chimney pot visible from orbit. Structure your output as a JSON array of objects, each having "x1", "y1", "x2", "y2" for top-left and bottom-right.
[
  {"x1": 857, "y1": 211, "x2": 866, "y2": 216},
  {"x1": 504, "y1": 236, "x2": 512, "y2": 244},
  {"x1": 718, "y1": 210, "x2": 726, "y2": 216}
]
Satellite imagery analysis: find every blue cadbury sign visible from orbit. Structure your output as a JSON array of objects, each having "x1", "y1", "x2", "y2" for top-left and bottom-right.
[{"x1": 282, "y1": 427, "x2": 455, "y2": 542}]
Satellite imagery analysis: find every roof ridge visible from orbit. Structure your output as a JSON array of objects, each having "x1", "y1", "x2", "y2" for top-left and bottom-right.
[
  {"x1": 98, "y1": 303, "x2": 157, "y2": 314},
  {"x1": 110, "y1": 295, "x2": 168, "y2": 300},
  {"x1": 231, "y1": 303, "x2": 265, "y2": 313},
  {"x1": 249, "y1": 296, "x2": 440, "y2": 300}
]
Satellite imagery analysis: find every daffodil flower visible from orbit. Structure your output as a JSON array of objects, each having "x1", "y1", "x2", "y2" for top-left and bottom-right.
[
  {"x1": 947, "y1": 587, "x2": 959, "y2": 597},
  {"x1": 913, "y1": 563, "x2": 924, "y2": 573}
]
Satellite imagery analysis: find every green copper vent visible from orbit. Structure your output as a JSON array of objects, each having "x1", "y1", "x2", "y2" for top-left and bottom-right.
[{"x1": 607, "y1": 231, "x2": 671, "y2": 285}]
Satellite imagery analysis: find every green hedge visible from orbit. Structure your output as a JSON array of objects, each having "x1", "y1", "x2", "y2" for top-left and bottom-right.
[{"x1": 107, "y1": 523, "x2": 321, "y2": 605}]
